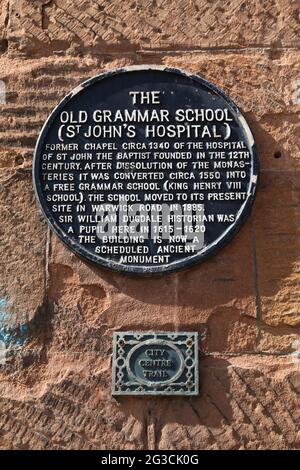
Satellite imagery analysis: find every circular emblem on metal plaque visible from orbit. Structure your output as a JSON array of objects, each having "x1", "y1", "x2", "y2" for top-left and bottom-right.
[{"x1": 33, "y1": 66, "x2": 259, "y2": 274}]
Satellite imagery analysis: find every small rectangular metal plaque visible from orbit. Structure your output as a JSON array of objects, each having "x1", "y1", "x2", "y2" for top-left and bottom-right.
[{"x1": 112, "y1": 331, "x2": 198, "y2": 396}]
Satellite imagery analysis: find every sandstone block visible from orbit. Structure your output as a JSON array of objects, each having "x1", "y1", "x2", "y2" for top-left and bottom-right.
[{"x1": 2, "y1": 1, "x2": 299, "y2": 56}]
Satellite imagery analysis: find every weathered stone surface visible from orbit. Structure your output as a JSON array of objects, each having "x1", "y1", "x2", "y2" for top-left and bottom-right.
[
  {"x1": 49, "y1": 235, "x2": 188, "y2": 332},
  {"x1": 47, "y1": 221, "x2": 258, "y2": 355},
  {"x1": 1, "y1": 0, "x2": 299, "y2": 57},
  {"x1": 0, "y1": 163, "x2": 46, "y2": 321},
  {"x1": 0, "y1": 52, "x2": 299, "y2": 172}
]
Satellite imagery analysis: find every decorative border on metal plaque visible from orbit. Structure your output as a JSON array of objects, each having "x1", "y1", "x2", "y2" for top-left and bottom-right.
[{"x1": 112, "y1": 331, "x2": 198, "y2": 396}]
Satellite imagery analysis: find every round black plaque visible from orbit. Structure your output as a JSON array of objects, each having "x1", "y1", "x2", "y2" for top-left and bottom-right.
[{"x1": 33, "y1": 66, "x2": 259, "y2": 274}]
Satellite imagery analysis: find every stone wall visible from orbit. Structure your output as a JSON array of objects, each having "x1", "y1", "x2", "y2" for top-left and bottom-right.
[{"x1": 0, "y1": 0, "x2": 299, "y2": 450}]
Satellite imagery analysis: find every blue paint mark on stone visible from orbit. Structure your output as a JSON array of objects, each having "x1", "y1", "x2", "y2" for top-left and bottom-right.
[{"x1": 0, "y1": 297, "x2": 28, "y2": 350}]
